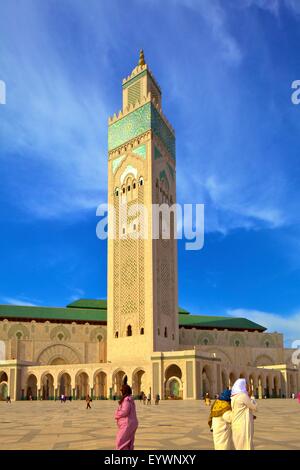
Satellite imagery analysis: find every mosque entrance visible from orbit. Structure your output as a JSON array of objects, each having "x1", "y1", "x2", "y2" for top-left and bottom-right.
[{"x1": 0, "y1": 382, "x2": 8, "y2": 400}]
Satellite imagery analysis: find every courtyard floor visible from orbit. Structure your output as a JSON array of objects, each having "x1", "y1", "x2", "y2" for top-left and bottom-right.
[{"x1": 0, "y1": 398, "x2": 299, "y2": 450}]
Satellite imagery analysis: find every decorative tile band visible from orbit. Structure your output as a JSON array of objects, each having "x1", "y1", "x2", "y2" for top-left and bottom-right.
[{"x1": 108, "y1": 103, "x2": 175, "y2": 160}]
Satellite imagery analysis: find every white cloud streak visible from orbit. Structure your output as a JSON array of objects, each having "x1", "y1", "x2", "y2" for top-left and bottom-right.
[{"x1": 228, "y1": 307, "x2": 300, "y2": 346}]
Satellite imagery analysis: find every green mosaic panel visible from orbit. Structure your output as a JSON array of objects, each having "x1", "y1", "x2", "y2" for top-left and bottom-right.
[
  {"x1": 132, "y1": 144, "x2": 147, "y2": 159},
  {"x1": 108, "y1": 103, "x2": 151, "y2": 151},
  {"x1": 108, "y1": 103, "x2": 175, "y2": 160},
  {"x1": 112, "y1": 155, "x2": 125, "y2": 174},
  {"x1": 152, "y1": 106, "x2": 175, "y2": 161}
]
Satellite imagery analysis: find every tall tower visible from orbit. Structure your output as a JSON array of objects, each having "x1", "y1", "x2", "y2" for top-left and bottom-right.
[{"x1": 107, "y1": 51, "x2": 178, "y2": 364}]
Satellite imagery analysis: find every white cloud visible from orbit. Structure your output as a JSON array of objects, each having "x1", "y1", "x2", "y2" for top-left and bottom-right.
[
  {"x1": 1, "y1": 297, "x2": 39, "y2": 307},
  {"x1": 228, "y1": 307, "x2": 300, "y2": 346}
]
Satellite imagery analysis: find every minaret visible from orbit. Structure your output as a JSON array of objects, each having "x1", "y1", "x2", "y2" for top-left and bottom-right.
[{"x1": 107, "y1": 51, "x2": 178, "y2": 364}]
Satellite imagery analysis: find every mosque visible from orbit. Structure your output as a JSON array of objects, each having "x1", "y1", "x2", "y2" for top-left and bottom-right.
[{"x1": 0, "y1": 52, "x2": 299, "y2": 401}]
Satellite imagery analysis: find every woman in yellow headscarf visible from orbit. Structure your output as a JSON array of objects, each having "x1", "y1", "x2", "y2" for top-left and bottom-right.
[{"x1": 208, "y1": 389, "x2": 233, "y2": 450}]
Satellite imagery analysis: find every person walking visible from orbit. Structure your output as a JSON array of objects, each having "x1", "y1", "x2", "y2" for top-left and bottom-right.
[
  {"x1": 143, "y1": 393, "x2": 147, "y2": 405},
  {"x1": 115, "y1": 383, "x2": 138, "y2": 450},
  {"x1": 208, "y1": 389, "x2": 233, "y2": 450},
  {"x1": 155, "y1": 394, "x2": 160, "y2": 405},
  {"x1": 6, "y1": 395, "x2": 11, "y2": 404},
  {"x1": 204, "y1": 393, "x2": 211, "y2": 406},
  {"x1": 231, "y1": 378, "x2": 257, "y2": 450},
  {"x1": 147, "y1": 393, "x2": 151, "y2": 405},
  {"x1": 86, "y1": 394, "x2": 92, "y2": 409}
]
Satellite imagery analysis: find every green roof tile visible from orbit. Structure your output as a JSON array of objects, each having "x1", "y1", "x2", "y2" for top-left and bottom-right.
[
  {"x1": 66, "y1": 299, "x2": 107, "y2": 310},
  {"x1": 0, "y1": 305, "x2": 107, "y2": 323},
  {"x1": 178, "y1": 314, "x2": 266, "y2": 331}
]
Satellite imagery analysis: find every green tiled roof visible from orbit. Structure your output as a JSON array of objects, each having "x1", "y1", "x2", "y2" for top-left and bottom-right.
[
  {"x1": 0, "y1": 299, "x2": 266, "y2": 331},
  {"x1": 178, "y1": 314, "x2": 266, "y2": 331},
  {"x1": 0, "y1": 304, "x2": 107, "y2": 323},
  {"x1": 67, "y1": 299, "x2": 107, "y2": 310}
]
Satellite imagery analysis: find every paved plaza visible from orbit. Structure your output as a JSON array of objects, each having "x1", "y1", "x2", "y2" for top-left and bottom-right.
[{"x1": 0, "y1": 399, "x2": 299, "y2": 450}]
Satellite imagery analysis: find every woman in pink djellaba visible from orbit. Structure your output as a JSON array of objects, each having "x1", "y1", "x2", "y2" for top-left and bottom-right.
[{"x1": 114, "y1": 381, "x2": 138, "y2": 450}]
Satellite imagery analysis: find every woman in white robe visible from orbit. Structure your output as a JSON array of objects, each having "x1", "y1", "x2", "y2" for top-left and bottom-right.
[
  {"x1": 231, "y1": 378, "x2": 257, "y2": 450},
  {"x1": 208, "y1": 389, "x2": 233, "y2": 450}
]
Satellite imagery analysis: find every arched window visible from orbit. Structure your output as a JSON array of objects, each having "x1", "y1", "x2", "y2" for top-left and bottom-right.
[
  {"x1": 115, "y1": 332, "x2": 119, "y2": 338},
  {"x1": 164, "y1": 327, "x2": 168, "y2": 338},
  {"x1": 203, "y1": 338, "x2": 209, "y2": 345},
  {"x1": 235, "y1": 340, "x2": 240, "y2": 347},
  {"x1": 265, "y1": 341, "x2": 270, "y2": 348},
  {"x1": 127, "y1": 185, "x2": 131, "y2": 192},
  {"x1": 97, "y1": 335, "x2": 103, "y2": 342},
  {"x1": 133, "y1": 182, "x2": 136, "y2": 189},
  {"x1": 158, "y1": 328, "x2": 160, "y2": 336},
  {"x1": 140, "y1": 328, "x2": 144, "y2": 335},
  {"x1": 139, "y1": 177, "x2": 144, "y2": 186},
  {"x1": 122, "y1": 187, "x2": 125, "y2": 194},
  {"x1": 127, "y1": 325, "x2": 132, "y2": 337},
  {"x1": 115, "y1": 188, "x2": 119, "y2": 197},
  {"x1": 16, "y1": 332, "x2": 23, "y2": 340}
]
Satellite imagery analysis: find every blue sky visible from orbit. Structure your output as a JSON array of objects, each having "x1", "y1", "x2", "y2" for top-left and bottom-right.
[{"x1": 1, "y1": 0, "x2": 300, "y2": 345}]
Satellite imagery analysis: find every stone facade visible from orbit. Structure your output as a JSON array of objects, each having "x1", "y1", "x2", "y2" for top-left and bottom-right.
[{"x1": 0, "y1": 52, "x2": 299, "y2": 402}]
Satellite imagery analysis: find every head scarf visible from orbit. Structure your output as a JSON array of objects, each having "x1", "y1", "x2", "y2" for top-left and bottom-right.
[
  {"x1": 231, "y1": 378, "x2": 247, "y2": 396},
  {"x1": 119, "y1": 384, "x2": 132, "y2": 405},
  {"x1": 219, "y1": 389, "x2": 231, "y2": 402}
]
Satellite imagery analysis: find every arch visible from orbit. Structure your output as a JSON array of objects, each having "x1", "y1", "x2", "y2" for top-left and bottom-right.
[
  {"x1": 58, "y1": 372, "x2": 72, "y2": 397},
  {"x1": 0, "y1": 382, "x2": 8, "y2": 401},
  {"x1": 202, "y1": 365, "x2": 212, "y2": 397},
  {"x1": 197, "y1": 332, "x2": 214, "y2": 346},
  {"x1": 93, "y1": 370, "x2": 107, "y2": 399},
  {"x1": 126, "y1": 325, "x2": 132, "y2": 337},
  {"x1": 0, "y1": 371, "x2": 8, "y2": 383},
  {"x1": 27, "y1": 374, "x2": 38, "y2": 400},
  {"x1": 229, "y1": 372, "x2": 237, "y2": 389},
  {"x1": 41, "y1": 373, "x2": 54, "y2": 400},
  {"x1": 112, "y1": 369, "x2": 126, "y2": 396},
  {"x1": 75, "y1": 371, "x2": 90, "y2": 399},
  {"x1": 36, "y1": 344, "x2": 82, "y2": 365},
  {"x1": 8, "y1": 324, "x2": 30, "y2": 340},
  {"x1": 221, "y1": 370, "x2": 228, "y2": 390},
  {"x1": 255, "y1": 355, "x2": 274, "y2": 366},
  {"x1": 164, "y1": 364, "x2": 183, "y2": 399},
  {"x1": 89, "y1": 326, "x2": 107, "y2": 342},
  {"x1": 49, "y1": 325, "x2": 71, "y2": 342},
  {"x1": 229, "y1": 334, "x2": 245, "y2": 347},
  {"x1": 132, "y1": 369, "x2": 146, "y2": 397}
]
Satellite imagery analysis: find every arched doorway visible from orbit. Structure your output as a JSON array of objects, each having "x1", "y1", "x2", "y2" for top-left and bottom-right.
[
  {"x1": 132, "y1": 369, "x2": 146, "y2": 397},
  {"x1": 112, "y1": 370, "x2": 126, "y2": 398},
  {"x1": 202, "y1": 366, "x2": 212, "y2": 397},
  {"x1": 94, "y1": 371, "x2": 107, "y2": 399},
  {"x1": 273, "y1": 376, "x2": 279, "y2": 398},
  {"x1": 165, "y1": 364, "x2": 183, "y2": 399},
  {"x1": 229, "y1": 372, "x2": 236, "y2": 389},
  {"x1": 0, "y1": 371, "x2": 8, "y2": 400},
  {"x1": 76, "y1": 372, "x2": 89, "y2": 399},
  {"x1": 258, "y1": 376, "x2": 263, "y2": 399},
  {"x1": 27, "y1": 374, "x2": 37, "y2": 399},
  {"x1": 41, "y1": 373, "x2": 54, "y2": 400},
  {"x1": 221, "y1": 371, "x2": 228, "y2": 391},
  {"x1": 265, "y1": 376, "x2": 270, "y2": 398},
  {"x1": 58, "y1": 372, "x2": 72, "y2": 398}
]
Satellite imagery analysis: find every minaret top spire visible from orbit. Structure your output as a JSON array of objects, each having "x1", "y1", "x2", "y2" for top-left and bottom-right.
[{"x1": 138, "y1": 49, "x2": 145, "y2": 66}]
